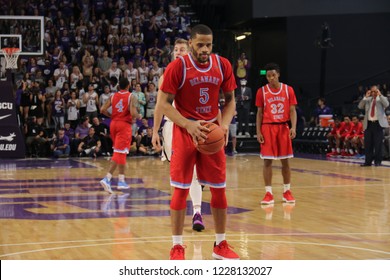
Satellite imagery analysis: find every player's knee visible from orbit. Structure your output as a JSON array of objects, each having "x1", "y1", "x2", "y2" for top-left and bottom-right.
[
  {"x1": 112, "y1": 152, "x2": 126, "y2": 165},
  {"x1": 210, "y1": 187, "x2": 227, "y2": 209},
  {"x1": 170, "y1": 188, "x2": 190, "y2": 210}
]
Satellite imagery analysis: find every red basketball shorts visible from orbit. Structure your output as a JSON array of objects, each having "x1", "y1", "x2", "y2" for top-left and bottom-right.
[
  {"x1": 170, "y1": 124, "x2": 226, "y2": 189},
  {"x1": 260, "y1": 123, "x2": 293, "y2": 160},
  {"x1": 110, "y1": 120, "x2": 132, "y2": 154}
]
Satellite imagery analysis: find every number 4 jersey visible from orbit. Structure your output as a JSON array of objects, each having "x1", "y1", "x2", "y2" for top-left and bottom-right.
[{"x1": 255, "y1": 83, "x2": 297, "y2": 124}]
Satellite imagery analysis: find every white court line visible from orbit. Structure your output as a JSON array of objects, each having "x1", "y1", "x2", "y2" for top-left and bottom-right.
[
  {"x1": 2, "y1": 231, "x2": 390, "y2": 247},
  {"x1": 1, "y1": 237, "x2": 389, "y2": 259}
]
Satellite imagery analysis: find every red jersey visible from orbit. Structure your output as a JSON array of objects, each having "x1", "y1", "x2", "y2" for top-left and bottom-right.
[
  {"x1": 339, "y1": 121, "x2": 352, "y2": 136},
  {"x1": 348, "y1": 121, "x2": 364, "y2": 137},
  {"x1": 255, "y1": 83, "x2": 297, "y2": 123},
  {"x1": 161, "y1": 53, "x2": 236, "y2": 121},
  {"x1": 110, "y1": 90, "x2": 132, "y2": 123},
  {"x1": 330, "y1": 122, "x2": 342, "y2": 135}
]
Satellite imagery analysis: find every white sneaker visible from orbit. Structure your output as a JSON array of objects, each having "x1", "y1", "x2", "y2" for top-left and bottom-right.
[
  {"x1": 100, "y1": 177, "x2": 114, "y2": 194},
  {"x1": 117, "y1": 181, "x2": 130, "y2": 190},
  {"x1": 245, "y1": 132, "x2": 250, "y2": 137}
]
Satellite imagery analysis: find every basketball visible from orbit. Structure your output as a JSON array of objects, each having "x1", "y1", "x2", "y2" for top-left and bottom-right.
[{"x1": 197, "y1": 122, "x2": 225, "y2": 154}]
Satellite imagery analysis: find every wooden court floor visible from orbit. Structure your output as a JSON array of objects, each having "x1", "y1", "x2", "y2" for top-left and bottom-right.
[{"x1": 0, "y1": 153, "x2": 389, "y2": 260}]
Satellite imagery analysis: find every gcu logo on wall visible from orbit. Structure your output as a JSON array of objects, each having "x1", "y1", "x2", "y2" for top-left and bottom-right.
[
  {"x1": 0, "y1": 81, "x2": 25, "y2": 157},
  {"x1": 0, "y1": 102, "x2": 13, "y2": 109}
]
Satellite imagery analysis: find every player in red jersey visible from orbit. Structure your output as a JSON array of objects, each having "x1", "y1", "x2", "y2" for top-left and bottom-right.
[
  {"x1": 337, "y1": 116, "x2": 352, "y2": 157},
  {"x1": 158, "y1": 24, "x2": 239, "y2": 260},
  {"x1": 326, "y1": 116, "x2": 342, "y2": 156},
  {"x1": 255, "y1": 63, "x2": 297, "y2": 205},
  {"x1": 343, "y1": 115, "x2": 364, "y2": 157},
  {"x1": 100, "y1": 78, "x2": 139, "y2": 194},
  {"x1": 152, "y1": 38, "x2": 206, "y2": 233}
]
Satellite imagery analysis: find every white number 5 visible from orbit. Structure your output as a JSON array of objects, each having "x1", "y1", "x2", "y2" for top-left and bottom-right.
[{"x1": 199, "y1": 88, "x2": 209, "y2": 104}]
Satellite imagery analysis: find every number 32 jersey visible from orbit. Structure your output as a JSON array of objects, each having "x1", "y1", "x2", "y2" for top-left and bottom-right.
[
  {"x1": 160, "y1": 53, "x2": 236, "y2": 121},
  {"x1": 255, "y1": 83, "x2": 297, "y2": 123}
]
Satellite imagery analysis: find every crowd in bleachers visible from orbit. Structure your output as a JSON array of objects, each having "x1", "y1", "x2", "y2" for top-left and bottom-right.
[{"x1": 5, "y1": 0, "x2": 193, "y2": 158}]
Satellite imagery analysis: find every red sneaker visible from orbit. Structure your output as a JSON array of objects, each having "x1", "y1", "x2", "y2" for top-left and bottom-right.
[
  {"x1": 261, "y1": 192, "x2": 274, "y2": 204},
  {"x1": 341, "y1": 151, "x2": 350, "y2": 157},
  {"x1": 212, "y1": 240, "x2": 240, "y2": 260},
  {"x1": 170, "y1": 244, "x2": 185, "y2": 260},
  {"x1": 283, "y1": 190, "x2": 295, "y2": 203}
]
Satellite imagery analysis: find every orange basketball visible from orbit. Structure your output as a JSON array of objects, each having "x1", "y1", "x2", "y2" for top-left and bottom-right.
[{"x1": 197, "y1": 122, "x2": 225, "y2": 155}]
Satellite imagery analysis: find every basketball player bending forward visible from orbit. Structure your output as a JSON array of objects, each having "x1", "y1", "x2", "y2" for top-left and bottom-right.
[{"x1": 159, "y1": 24, "x2": 239, "y2": 260}]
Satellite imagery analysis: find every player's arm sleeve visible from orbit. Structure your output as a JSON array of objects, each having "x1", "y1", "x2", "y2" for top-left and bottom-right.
[
  {"x1": 288, "y1": 86, "x2": 298, "y2": 106},
  {"x1": 255, "y1": 88, "x2": 264, "y2": 108},
  {"x1": 160, "y1": 59, "x2": 184, "y2": 95},
  {"x1": 219, "y1": 57, "x2": 237, "y2": 93}
]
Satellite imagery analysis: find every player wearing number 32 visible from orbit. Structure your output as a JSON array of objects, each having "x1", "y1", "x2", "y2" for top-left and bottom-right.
[
  {"x1": 159, "y1": 24, "x2": 239, "y2": 260},
  {"x1": 256, "y1": 63, "x2": 297, "y2": 205}
]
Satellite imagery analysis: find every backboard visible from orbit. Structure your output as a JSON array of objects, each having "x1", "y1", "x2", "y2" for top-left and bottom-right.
[{"x1": 0, "y1": 15, "x2": 44, "y2": 56}]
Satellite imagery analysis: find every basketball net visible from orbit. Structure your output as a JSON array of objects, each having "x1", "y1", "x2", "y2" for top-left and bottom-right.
[{"x1": 1, "y1": 47, "x2": 20, "y2": 69}]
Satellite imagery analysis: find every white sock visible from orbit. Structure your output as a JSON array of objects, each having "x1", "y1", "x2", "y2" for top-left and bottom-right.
[
  {"x1": 190, "y1": 167, "x2": 202, "y2": 214},
  {"x1": 215, "y1": 233, "x2": 226, "y2": 245},
  {"x1": 193, "y1": 206, "x2": 201, "y2": 215},
  {"x1": 283, "y1": 184, "x2": 291, "y2": 193},
  {"x1": 106, "y1": 173, "x2": 112, "y2": 180},
  {"x1": 331, "y1": 148, "x2": 335, "y2": 152},
  {"x1": 172, "y1": 235, "x2": 183, "y2": 245},
  {"x1": 265, "y1": 186, "x2": 272, "y2": 194},
  {"x1": 118, "y1": 174, "x2": 125, "y2": 182},
  {"x1": 337, "y1": 148, "x2": 340, "y2": 153}
]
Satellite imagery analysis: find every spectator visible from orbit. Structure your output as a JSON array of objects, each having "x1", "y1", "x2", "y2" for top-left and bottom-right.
[
  {"x1": 310, "y1": 97, "x2": 332, "y2": 126},
  {"x1": 77, "y1": 127, "x2": 102, "y2": 158},
  {"x1": 133, "y1": 83, "x2": 146, "y2": 119},
  {"x1": 67, "y1": 91, "x2": 80, "y2": 129},
  {"x1": 50, "y1": 128, "x2": 70, "y2": 158},
  {"x1": 99, "y1": 85, "x2": 112, "y2": 112},
  {"x1": 52, "y1": 89, "x2": 66, "y2": 132},
  {"x1": 24, "y1": 116, "x2": 46, "y2": 157},
  {"x1": 235, "y1": 52, "x2": 250, "y2": 83},
  {"x1": 138, "y1": 127, "x2": 162, "y2": 156},
  {"x1": 91, "y1": 117, "x2": 112, "y2": 156},
  {"x1": 53, "y1": 61, "x2": 69, "y2": 89},
  {"x1": 81, "y1": 49, "x2": 95, "y2": 86},
  {"x1": 28, "y1": 81, "x2": 45, "y2": 125},
  {"x1": 97, "y1": 50, "x2": 113, "y2": 74},
  {"x1": 73, "y1": 116, "x2": 91, "y2": 154},
  {"x1": 107, "y1": 61, "x2": 122, "y2": 82},
  {"x1": 64, "y1": 121, "x2": 75, "y2": 139},
  {"x1": 149, "y1": 59, "x2": 163, "y2": 89},
  {"x1": 124, "y1": 60, "x2": 139, "y2": 84},
  {"x1": 70, "y1": 65, "x2": 84, "y2": 90},
  {"x1": 235, "y1": 79, "x2": 252, "y2": 137},
  {"x1": 83, "y1": 84, "x2": 99, "y2": 120},
  {"x1": 145, "y1": 82, "x2": 157, "y2": 120}
]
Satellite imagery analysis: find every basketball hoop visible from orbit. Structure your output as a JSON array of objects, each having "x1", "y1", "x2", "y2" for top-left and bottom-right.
[{"x1": 1, "y1": 47, "x2": 20, "y2": 69}]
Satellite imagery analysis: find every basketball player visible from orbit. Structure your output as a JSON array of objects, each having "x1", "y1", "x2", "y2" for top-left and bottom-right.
[
  {"x1": 255, "y1": 63, "x2": 297, "y2": 205},
  {"x1": 152, "y1": 38, "x2": 205, "y2": 233},
  {"x1": 100, "y1": 78, "x2": 139, "y2": 193},
  {"x1": 158, "y1": 24, "x2": 239, "y2": 260}
]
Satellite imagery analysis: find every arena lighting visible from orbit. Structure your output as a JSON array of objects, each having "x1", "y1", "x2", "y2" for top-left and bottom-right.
[{"x1": 236, "y1": 34, "x2": 246, "y2": 41}]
